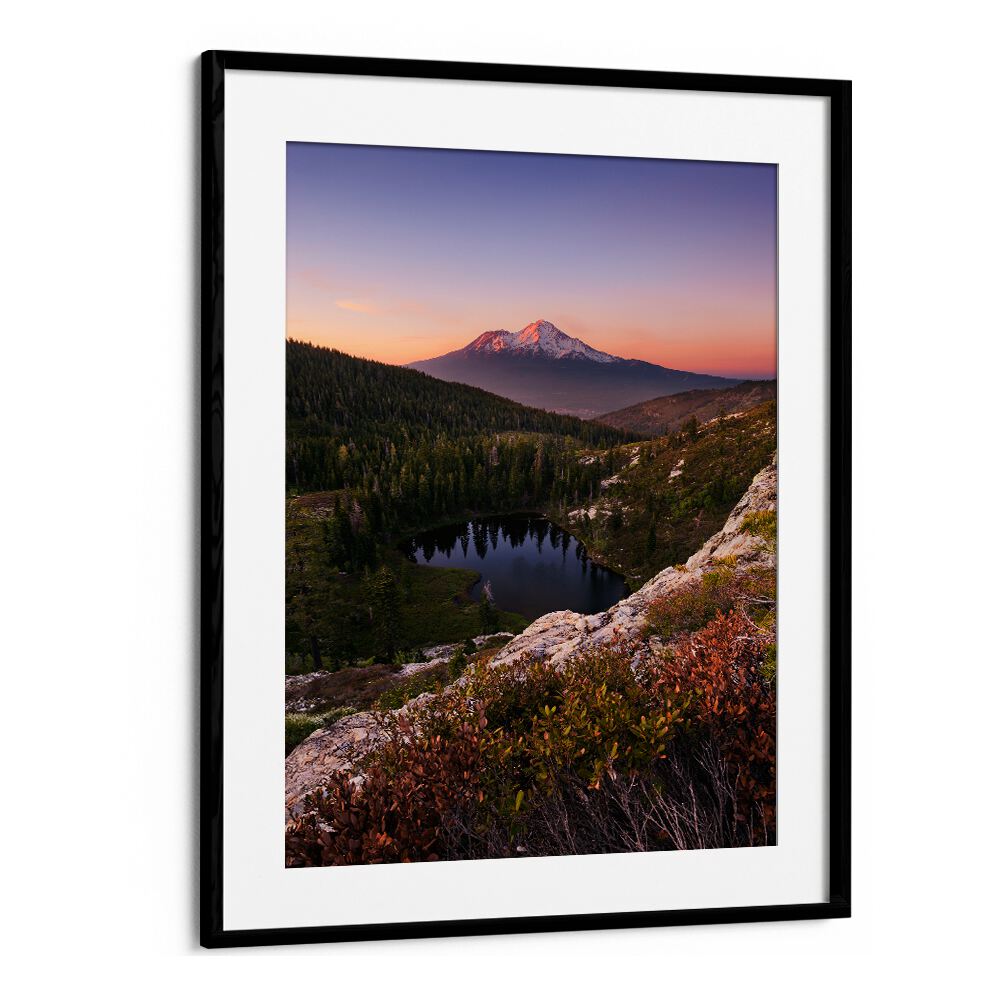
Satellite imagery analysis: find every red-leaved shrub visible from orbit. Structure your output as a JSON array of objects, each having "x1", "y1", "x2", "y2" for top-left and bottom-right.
[
  {"x1": 653, "y1": 609, "x2": 775, "y2": 838},
  {"x1": 286, "y1": 609, "x2": 776, "y2": 865},
  {"x1": 286, "y1": 715, "x2": 484, "y2": 866}
]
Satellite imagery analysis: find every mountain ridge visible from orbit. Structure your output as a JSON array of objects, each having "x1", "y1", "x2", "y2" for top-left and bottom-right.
[
  {"x1": 408, "y1": 319, "x2": 739, "y2": 418},
  {"x1": 460, "y1": 319, "x2": 620, "y2": 364},
  {"x1": 599, "y1": 379, "x2": 777, "y2": 436}
]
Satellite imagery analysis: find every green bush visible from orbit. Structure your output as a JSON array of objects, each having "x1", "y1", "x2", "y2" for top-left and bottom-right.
[
  {"x1": 285, "y1": 713, "x2": 325, "y2": 755},
  {"x1": 645, "y1": 567, "x2": 737, "y2": 638},
  {"x1": 446, "y1": 648, "x2": 468, "y2": 681},
  {"x1": 285, "y1": 706, "x2": 361, "y2": 755},
  {"x1": 741, "y1": 509, "x2": 777, "y2": 547},
  {"x1": 373, "y1": 662, "x2": 452, "y2": 710}
]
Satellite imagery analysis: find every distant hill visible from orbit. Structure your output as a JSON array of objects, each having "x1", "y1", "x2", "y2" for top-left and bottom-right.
[
  {"x1": 598, "y1": 380, "x2": 776, "y2": 436},
  {"x1": 407, "y1": 319, "x2": 738, "y2": 418}
]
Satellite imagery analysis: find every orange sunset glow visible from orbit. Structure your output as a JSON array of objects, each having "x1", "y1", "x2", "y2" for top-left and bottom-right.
[{"x1": 287, "y1": 144, "x2": 776, "y2": 379}]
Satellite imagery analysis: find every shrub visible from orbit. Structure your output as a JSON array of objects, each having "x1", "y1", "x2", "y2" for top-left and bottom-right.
[
  {"x1": 464, "y1": 649, "x2": 685, "y2": 800},
  {"x1": 286, "y1": 716, "x2": 485, "y2": 866},
  {"x1": 654, "y1": 610, "x2": 776, "y2": 839},
  {"x1": 741, "y1": 509, "x2": 777, "y2": 547},
  {"x1": 446, "y1": 648, "x2": 468, "y2": 681},
  {"x1": 478, "y1": 580, "x2": 501, "y2": 634},
  {"x1": 645, "y1": 564, "x2": 775, "y2": 639},
  {"x1": 645, "y1": 567, "x2": 738, "y2": 637},
  {"x1": 287, "y1": 610, "x2": 777, "y2": 864},
  {"x1": 285, "y1": 713, "x2": 325, "y2": 756}
]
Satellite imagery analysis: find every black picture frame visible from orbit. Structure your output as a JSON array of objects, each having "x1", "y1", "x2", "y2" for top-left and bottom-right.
[{"x1": 201, "y1": 49, "x2": 851, "y2": 949}]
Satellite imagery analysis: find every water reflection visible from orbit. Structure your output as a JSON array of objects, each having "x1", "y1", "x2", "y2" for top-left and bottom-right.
[{"x1": 401, "y1": 515, "x2": 627, "y2": 621}]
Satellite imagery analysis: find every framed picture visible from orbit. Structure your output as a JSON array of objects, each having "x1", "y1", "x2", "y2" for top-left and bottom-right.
[{"x1": 201, "y1": 50, "x2": 850, "y2": 948}]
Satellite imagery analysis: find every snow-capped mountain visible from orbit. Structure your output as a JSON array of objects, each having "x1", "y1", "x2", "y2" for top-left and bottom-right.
[
  {"x1": 466, "y1": 320, "x2": 620, "y2": 364},
  {"x1": 408, "y1": 319, "x2": 738, "y2": 419}
]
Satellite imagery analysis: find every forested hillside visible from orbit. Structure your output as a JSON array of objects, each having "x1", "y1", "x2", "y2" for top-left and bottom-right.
[
  {"x1": 288, "y1": 340, "x2": 636, "y2": 492},
  {"x1": 287, "y1": 341, "x2": 640, "y2": 567}
]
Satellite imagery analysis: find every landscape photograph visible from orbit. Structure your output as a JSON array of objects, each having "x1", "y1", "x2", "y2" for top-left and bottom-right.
[{"x1": 284, "y1": 142, "x2": 778, "y2": 866}]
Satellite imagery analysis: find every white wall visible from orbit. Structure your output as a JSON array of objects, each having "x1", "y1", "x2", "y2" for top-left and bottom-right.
[{"x1": 2, "y1": 2, "x2": 997, "y2": 996}]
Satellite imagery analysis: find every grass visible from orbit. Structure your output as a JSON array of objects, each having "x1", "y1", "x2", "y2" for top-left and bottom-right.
[
  {"x1": 285, "y1": 706, "x2": 360, "y2": 755},
  {"x1": 286, "y1": 551, "x2": 528, "y2": 669},
  {"x1": 373, "y1": 659, "x2": 459, "y2": 711},
  {"x1": 761, "y1": 642, "x2": 777, "y2": 684},
  {"x1": 645, "y1": 567, "x2": 740, "y2": 639},
  {"x1": 398, "y1": 562, "x2": 527, "y2": 649},
  {"x1": 741, "y1": 509, "x2": 777, "y2": 547}
]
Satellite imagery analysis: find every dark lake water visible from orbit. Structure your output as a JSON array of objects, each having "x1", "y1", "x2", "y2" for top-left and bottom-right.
[{"x1": 401, "y1": 515, "x2": 627, "y2": 621}]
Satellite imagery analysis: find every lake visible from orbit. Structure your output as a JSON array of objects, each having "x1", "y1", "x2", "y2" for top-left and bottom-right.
[{"x1": 401, "y1": 515, "x2": 627, "y2": 621}]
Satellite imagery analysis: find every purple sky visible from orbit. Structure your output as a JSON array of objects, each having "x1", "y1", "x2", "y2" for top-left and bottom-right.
[{"x1": 287, "y1": 143, "x2": 776, "y2": 378}]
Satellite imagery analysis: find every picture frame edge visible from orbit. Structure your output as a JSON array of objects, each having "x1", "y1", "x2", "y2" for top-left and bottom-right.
[{"x1": 199, "y1": 50, "x2": 852, "y2": 949}]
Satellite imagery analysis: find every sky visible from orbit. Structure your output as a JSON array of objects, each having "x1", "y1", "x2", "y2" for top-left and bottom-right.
[{"x1": 287, "y1": 143, "x2": 777, "y2": 379}]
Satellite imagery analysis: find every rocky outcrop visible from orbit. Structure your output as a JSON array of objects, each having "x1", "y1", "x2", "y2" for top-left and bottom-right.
[
  {"x1": 285, "y1": 709, "x2": 381, "y2": 813},
  {"x1": 488, "y1": 455, "x2": 775, "y2": 668},
  {"x1": 285, "y1": 633, "x2": 516, "y2": 713},
  {"x1": 285, "y1": 457, "x2": 776, "y2": 816},
  {"x1": 284, "y1": 633, "x2": 513, "y2": 814},
  {"x1": 398, "y1": 633, "x2": 514, "y2": 678}
]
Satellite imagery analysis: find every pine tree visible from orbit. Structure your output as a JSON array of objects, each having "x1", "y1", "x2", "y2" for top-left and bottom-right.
[{"x1": 364, "y1": 566, "x2": 402, "y2": 660}]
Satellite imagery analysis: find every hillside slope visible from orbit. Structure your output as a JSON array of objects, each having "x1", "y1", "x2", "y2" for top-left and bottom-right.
[
  {"x1": 288, "y1": 339, "x2": 636, "y2": 491},
  {"x1": 599, "y1": 379, "x2": 776, "y2": 436},
  {"x1": 564, "y1": 399, "x2": 776, "y2": 583},
  {"x1": 286, "y1": 339, "x2": 637, "y2": 528}
]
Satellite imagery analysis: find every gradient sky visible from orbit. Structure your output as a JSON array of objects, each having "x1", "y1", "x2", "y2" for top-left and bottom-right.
[{"x1": 287, "y1": 143, "x2": 776, "y2": 378}]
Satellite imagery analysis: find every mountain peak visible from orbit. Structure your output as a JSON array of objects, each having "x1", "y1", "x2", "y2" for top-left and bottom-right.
[
  {"x1": 522, "y1": 318, "x2": 559, "y2": 335},
  {"x1": 408, "y1": 322, "x2": 740, "y2": 418},
  {"x1": 465, "y1": 320, "x2": 620, "y2": 364}
]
